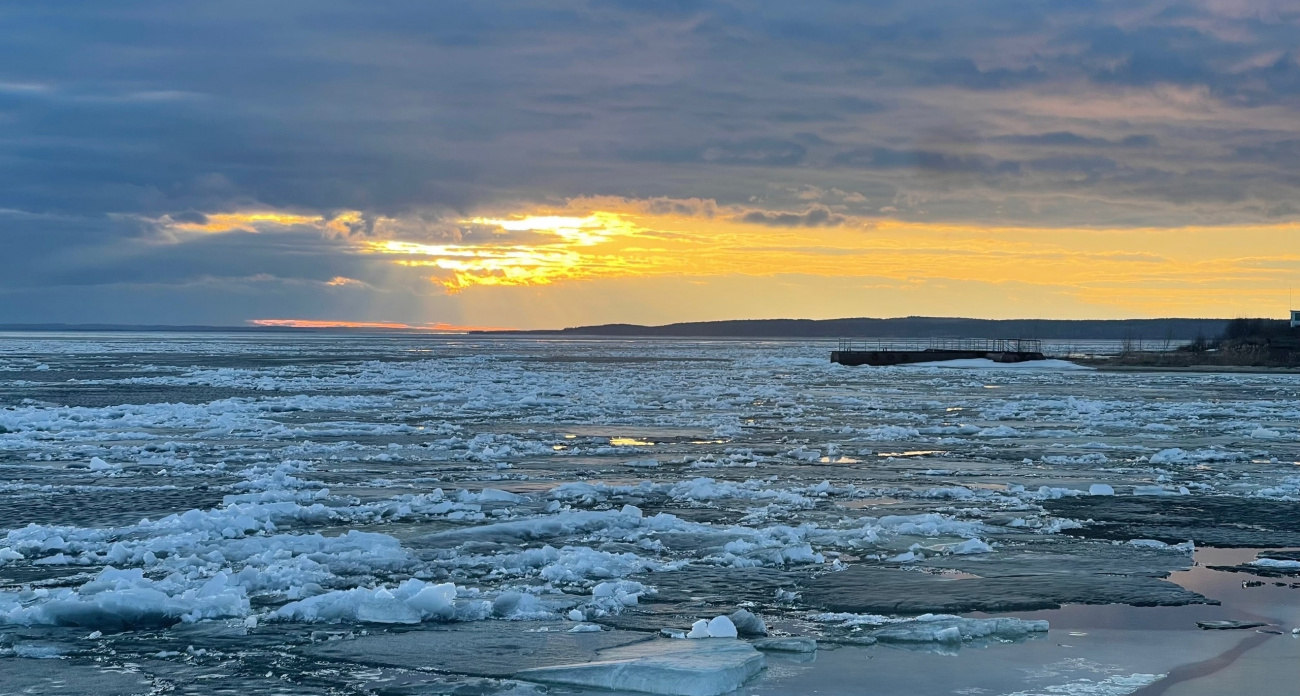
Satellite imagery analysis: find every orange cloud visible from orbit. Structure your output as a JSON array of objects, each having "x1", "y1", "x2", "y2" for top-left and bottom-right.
[{"x1": 159, "y1": 210, "x2": 367, "y2": 237}]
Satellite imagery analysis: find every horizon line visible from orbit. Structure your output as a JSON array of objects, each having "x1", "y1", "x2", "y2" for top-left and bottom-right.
[{"x1": 0, "y1": 314, "x2": 1268, "y2": 335}]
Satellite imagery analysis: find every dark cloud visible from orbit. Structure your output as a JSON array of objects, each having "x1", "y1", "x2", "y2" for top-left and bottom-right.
[
  {"x1": 1233, "y1": 139, "x2": 1300, "y2": 164},
  {"x1": 993, "y1": 132, "x2": 1157, "y2": 148},
  {"x1": 737, "y1": 205, "x2": 847, "y2": 227},
  {"x1": 0, "y1": 0, "x2": 1296, "y2": 321},
  {"x1": 1027, "y1": 155, "x2": 1119, "y2": 176},
  {"x1": 619, "y1": 138, "x2": 809, "y2": 166},
  {"x1": 168, "y1": 211, "x2": 210, "y2": 225},
  {"x1": 833, "y1": 147, "x2": 1022, "y2": 176}
]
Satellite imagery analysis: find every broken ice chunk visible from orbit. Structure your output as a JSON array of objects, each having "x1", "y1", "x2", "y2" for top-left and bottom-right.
[
  {"x1": 356, "y1": 594, "x2": 422, "y2": 624},
  {"x1": 1133, "y1": 485, "x2": 1188, "y2": 496},
  {"x1": 949, "y1": 538, "x2": 992, "y2": 554},
  {"x1": 271, "y1": 579, "x2": 461, "y2": 624},
  {"x1": 728, "y1": 609, "x2": 767, "y2": 637},
  {"x1": 706, "y1": 615, "x2": 737, "y2": 638},
  {"x1": 492, "y1": 591, "x2": 556, "y2": 620}
]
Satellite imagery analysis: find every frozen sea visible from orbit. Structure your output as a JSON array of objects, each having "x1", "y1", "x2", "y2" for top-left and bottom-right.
[{"x1": 1, "y1": 333, "x2": 1298, "y2": 696}]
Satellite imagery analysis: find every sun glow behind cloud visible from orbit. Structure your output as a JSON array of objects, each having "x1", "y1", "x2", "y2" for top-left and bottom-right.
[
  {"x1": 359, "y1": 240, "x2": 599, "y2": 290},
  {"x1": 468, "y1": 213, "x2": 638, "y2": 245},
  {"x1": 153, "y1": 199, "x2": 1300, "y2": 317},
  {"x1": 354, "y1": 210, "x2": 657, "y2": 290}
]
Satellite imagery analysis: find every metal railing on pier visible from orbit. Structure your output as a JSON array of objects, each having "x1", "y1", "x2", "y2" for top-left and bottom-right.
[{"x1": 835, "y1": 337, "x2": 1043, "y2": 353}]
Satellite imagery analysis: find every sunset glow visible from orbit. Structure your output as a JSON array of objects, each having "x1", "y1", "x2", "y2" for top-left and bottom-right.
[
  {"x1": 467, "y1": 213, "x2": 639, "y2": 245},
  {"x1": 159, "y1": 203, "x2": 1300, "y2": 318},
  {"x1": 247, "y1": 319, "x2": 513, "y2": 332}
]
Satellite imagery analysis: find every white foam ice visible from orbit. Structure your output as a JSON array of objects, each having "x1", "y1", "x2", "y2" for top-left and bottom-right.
[
  {"x1": 269, "y1": 579, "x2": 477, "y2": 624},
  {"x1": 1254, "y1": 475, "x2": 1300, "y2": 500},
  {"x1": 1132, "y1": 485, "x2": 1190, "y2": 496},
  {"x1": 1148, "y1": 448, "x2": 1246, "y2": 465},
  {"x1": 588, "y1": 580, "x2": 650, "y2": 615},
  {"x1": 1248, "y1": 558, "x2": 1300, "y2": 569},
  {"x1": 0, "y1": 567, "x2": 248, "y2": 630},
  {"x1": 666, "y1": 477, "x2": 818, "y2": 508},
  {"x1": 1126, "y1": 539, "x2": 1194, "y2": 552},
  {"x1": 807, "y1": 611, "x2": 894, "y2": 627}
]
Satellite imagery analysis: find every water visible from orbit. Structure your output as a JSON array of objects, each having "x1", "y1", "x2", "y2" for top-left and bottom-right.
[{"x1": 1, "y1": 333, "x2": 1297, "y2": 695}]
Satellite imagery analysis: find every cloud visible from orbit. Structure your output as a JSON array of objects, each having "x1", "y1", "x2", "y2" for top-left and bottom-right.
[
  {"x1": 0, "y1": 0, "x2": 1297, "y2": 324},
  {"x1": 619, "y1": 138, "x2": 809, "y2": 166},
  {"x1": 992, "y1": 132, "x2": 1157, "y2": 148},
  {"x1": 737, "y1": 205, "x2": 849, "y2": 227},
  {"x1": 833, "y1": 147, "x2": 1022, "y2": 176}
]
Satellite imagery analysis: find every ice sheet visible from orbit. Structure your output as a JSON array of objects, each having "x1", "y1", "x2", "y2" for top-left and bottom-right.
[
  {"x1": 2, "y1": 335, "x2": 1298, "y2": 694},
  {"x1": 515, "y1": 638, "x2": 765, "y2": 696}
]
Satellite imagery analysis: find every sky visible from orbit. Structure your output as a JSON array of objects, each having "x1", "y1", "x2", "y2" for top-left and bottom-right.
[{"x1": 2, "y1": 1, "x2": 1299, "y2": 329}]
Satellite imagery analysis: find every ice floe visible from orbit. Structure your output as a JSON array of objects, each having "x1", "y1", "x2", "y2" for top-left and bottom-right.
[{"x1": 515, "y1": 638, "x2": 765, "y2": 696}]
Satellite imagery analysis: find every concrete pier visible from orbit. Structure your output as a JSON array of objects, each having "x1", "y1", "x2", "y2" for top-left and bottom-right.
[{"x1": 831, "y1": 338, "x2": 1045, "y2": 366}]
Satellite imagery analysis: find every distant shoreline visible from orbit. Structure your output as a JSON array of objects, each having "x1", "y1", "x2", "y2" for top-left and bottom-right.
[{"x1": 475, "y1": 316, "x2": 1230, "y2": 341}]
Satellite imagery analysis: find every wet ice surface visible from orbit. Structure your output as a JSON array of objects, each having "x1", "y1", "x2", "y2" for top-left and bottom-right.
[{"x1": 2, "y1": 333, "x2": 1299, "y2": 695}]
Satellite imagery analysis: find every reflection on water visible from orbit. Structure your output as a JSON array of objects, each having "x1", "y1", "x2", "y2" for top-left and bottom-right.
[
  {"x1": 976, "y1": 547, "x2": 1300, "y2": 632},
  {"x1": 750, "y1": 547, "x2": 1300, "y2": 696},
  {"x1": 609, "y1": 437, "x2": 655, "y2": 446}
]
